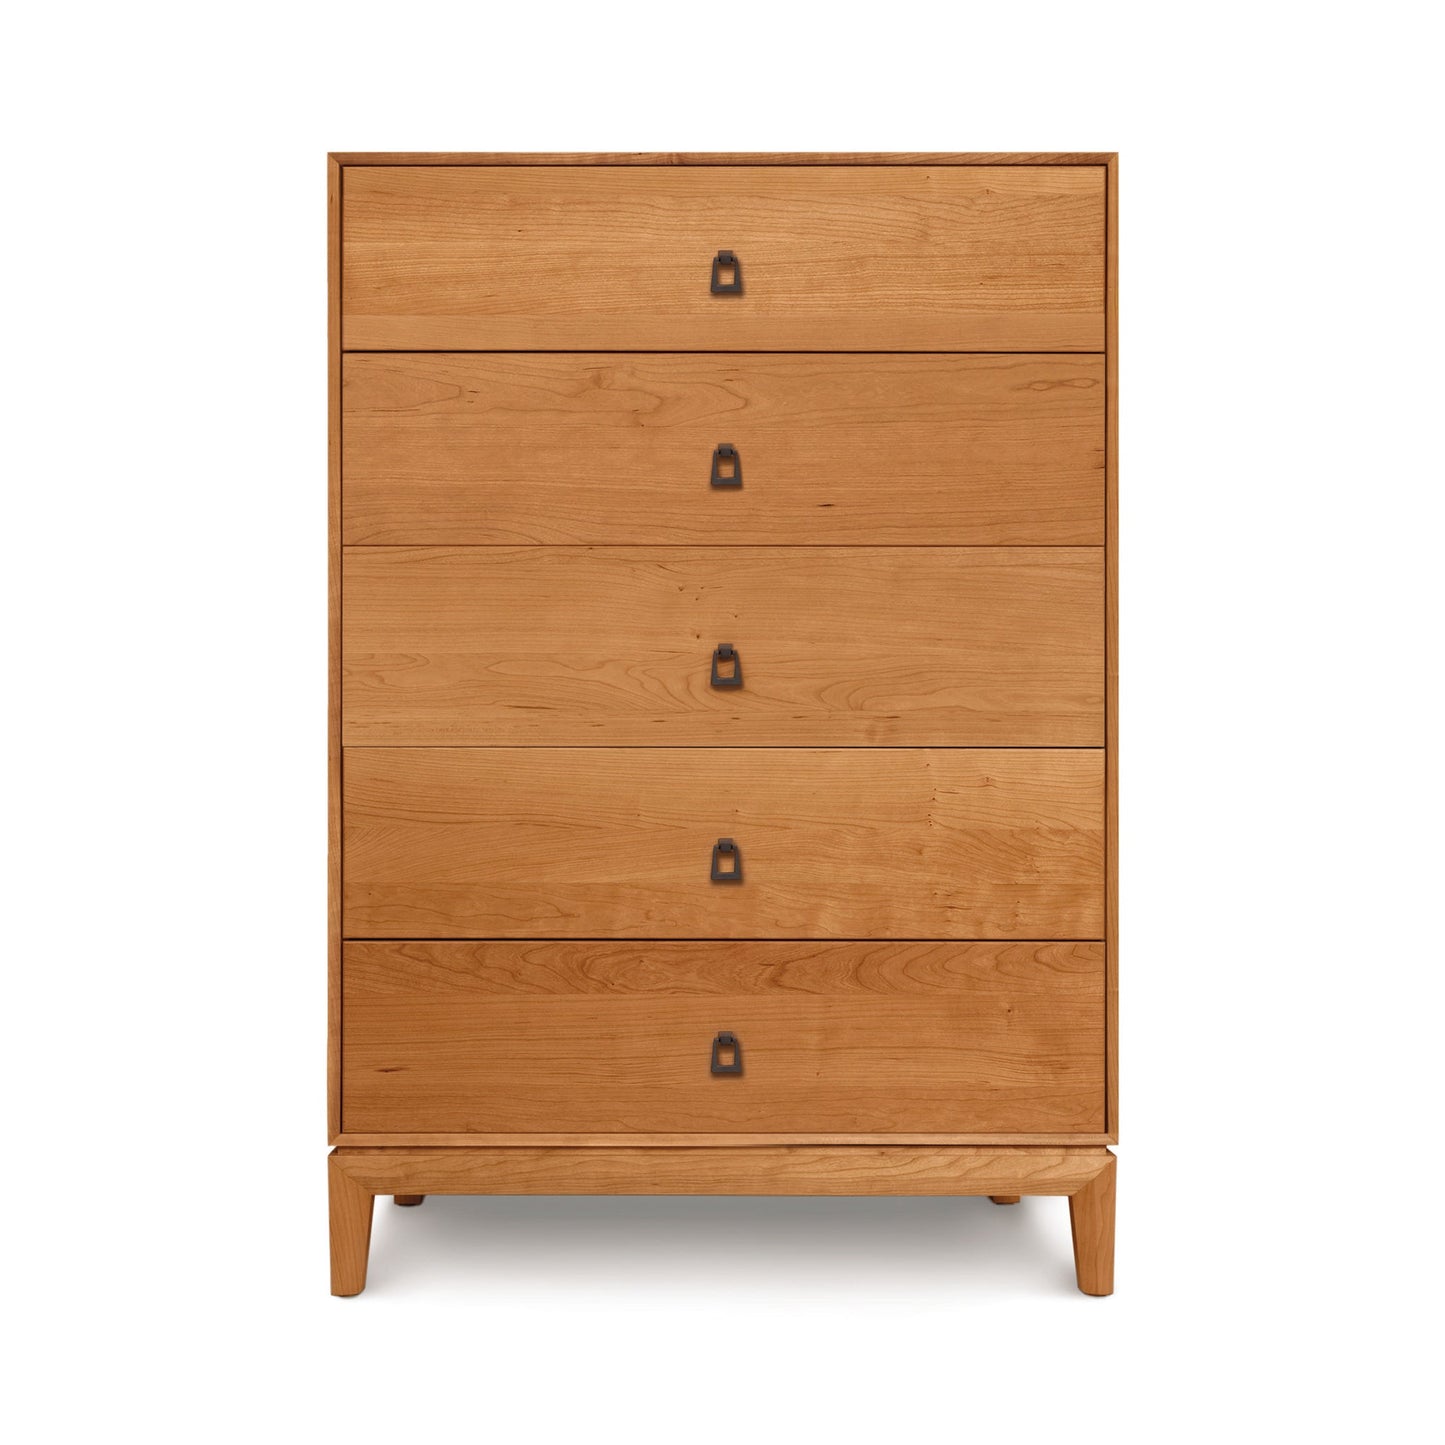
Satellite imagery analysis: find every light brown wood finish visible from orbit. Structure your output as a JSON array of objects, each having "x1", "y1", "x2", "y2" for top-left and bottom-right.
[
  {"x1": 343, "y1": 168, "x2": 1105, "y2": 352},
  {"x1": 342, "y1": 748, "x2": 1104, "y2": 939},
  {"x1": 333, "y1": 1145, "x2": 1114, "y2": 1196},
  {"x1": 341, "y1": 354, "x2": 1104, "y2": 547},
  {"x1": 327, "y1": 152, "x2": 1119, "y2": 1293},
  {"x1": 1069, "y1": 1149, "x2": 1116, "y2": 1295},
  {"x1": 342, "y1": 547, "x2": 1104, "y2": 747},
  {"x1": 328, "y1": 1150, "x2": 374, "y2": 1296},
  {"x1": 342, "y1": 941, "x2": 1104, "y2": 1134},
  {"x1": 1105, "y1": 155, "x2": 1119, "y2": 1137},
  {"x1": 335, "y1": 153, "x2": 1116, "y2": 167},
  {"x1": 336, "y1": 1133, "x2": 1118, "y2": 1147},
  {"x1": 328, "y1": 1145, "x2": 1116, "y2": 1297},
  {"x1": 328, "y1": 156, "x2": 343, "y2": 1140}
]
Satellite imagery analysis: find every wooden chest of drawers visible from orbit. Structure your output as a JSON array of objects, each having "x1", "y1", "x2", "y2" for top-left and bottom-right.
[{"x1": 328, "y1": 152, "x2": 1118, "y2": 1296}]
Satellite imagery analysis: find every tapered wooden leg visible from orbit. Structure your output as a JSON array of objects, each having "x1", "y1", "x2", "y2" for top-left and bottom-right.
[
  {"x1": 328, "y1": 1145, "x2": 1118, "y2": 1296},
  {"x1": 1068, "y1": 1151, "x2": 1116, "y2": 1296},
  {"x1": 329, "y1": 1152, "x2": 375, "y2": 1297}
]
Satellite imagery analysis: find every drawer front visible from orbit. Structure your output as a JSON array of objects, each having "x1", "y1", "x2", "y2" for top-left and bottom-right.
[
  {"x1": 342, "y1": 748, "x2": 1104, "y2": 939},
  {"x1": 342, "y1": 941, "x2": 1105, "y2": 1134},
  {"x1": 342, "y1": 167, "x2": 1104, "y2": 351},
  {"x1": 343, "y1": 547, "x2": 1104, "y2": 746},
  {"x1": 341, "y1": 354, "x2": 1104, "y2": 546}
]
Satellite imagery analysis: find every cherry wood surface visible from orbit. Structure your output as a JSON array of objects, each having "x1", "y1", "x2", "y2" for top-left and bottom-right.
[
  {"x1": 342, "y1": 167, "x2": 1105, "y2": 352},
  {"x1": 326, "y1": 152, "x2": 1119, "y2": 1296},
  {"x1": 342, "y1": 546, "x2": 1104, "y2": 746},
  {"x1": 342, "y1": 940, "x2": 1105, "y2": 1134},
  {"x1": 341, "y1": 353, "x2": 1104, "y2": 547},
  {"x1": 342, "y1": 747, "x2": 1105, "y2": 940},
  {"x1": 329, "y1": 1145, "x2": 1117, "y2": 1296}
]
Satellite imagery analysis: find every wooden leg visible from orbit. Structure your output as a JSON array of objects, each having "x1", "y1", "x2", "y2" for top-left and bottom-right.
[
  {"x1": 329, "y1": 1145, "x2": 1117, "y2": 1296},
  {"x1": 1068, "y1": 1151, "x2": 1116, "y2": 1296},
  {"x1": 329, "y1": 1151, "x2": 375, "y2": 1297}
]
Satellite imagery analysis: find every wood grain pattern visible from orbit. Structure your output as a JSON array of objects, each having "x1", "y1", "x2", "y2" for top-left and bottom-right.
[
  {"x1": 331, "y1": 1145, "x2": 1115, "y2": 1196},
  {"x1": 328, "y1": 1150, "x2": 373, "y2": 1296},
  {"x1": 328, "y1": 155, "x2": 343, "y2": 1141},
  {"x1": 341, "y1": 353, "x2": 1104, "y2": 546},
  {"x1": 342, "y1": 547, "x2": 1104, "y2": 747},
  {"x1": 342, "y1": 168, "x2": 1105, "y2": 352},
  {"x1": 333, "y1": 153, "x2": 1116, "y2": 167},
  {"x1": 330, "y1": 1144, "x2": 1116, "y2": 1295},
  {"x1": 1069, "y1": 1148, "x2": 1116, "y2": 1295},
  {"x1": 342, "y1": 748, "x2": 1105, "y2": 939},
  {"x1": 1105, "y1": 155, "x2": 1119, "y2": 1137},
  {"x1": 342, "y1": 941, "x2": 1105, "y2": 1134},
  {"x1": 326, "y1": 152, "x2": 1120, "y2": 1295},
  {"x1": 335, "y1": 1133, "x2": 1119, "y2": 1147}
]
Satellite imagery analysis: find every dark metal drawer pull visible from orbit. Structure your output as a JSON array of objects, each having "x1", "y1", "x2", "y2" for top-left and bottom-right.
[
  {"x1": 711, "y1": 1031, "x2": 743, "y2": 1075},
  {"x1": 710, "y1": 643, "x2": 743, "y2": 689},
  {"x1": 710, "y1": 443, "x2": 742, "y2": 489},
  {"x1": 710, "y1": 838, "x2": 743, "y2": 883},
  {"x1": 710, "y1": 249, "x2": 743, "y2": 294}
]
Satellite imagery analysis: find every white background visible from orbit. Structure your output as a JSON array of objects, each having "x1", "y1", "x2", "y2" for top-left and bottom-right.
[{"x1": 6, "y1": 2, "x2": 1441, "y2": 1439}]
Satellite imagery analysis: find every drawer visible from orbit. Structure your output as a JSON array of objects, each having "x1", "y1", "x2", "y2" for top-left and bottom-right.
[
  {"x1": 341, "y1": 354, "x2": 1104, "y2": 546},
  {"x1": 342, "y1": 167, "x2": 1104, "y2": 351},
  {"x1": 342, "y1": 547, "x2": 1104, "y2": 747},
  {"x1": 342, "y1": 748, "x2": 1104, "y2": 939},
  {"x1": 342, "y1": 940, "x2": 1105, "y2": 1135}
]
